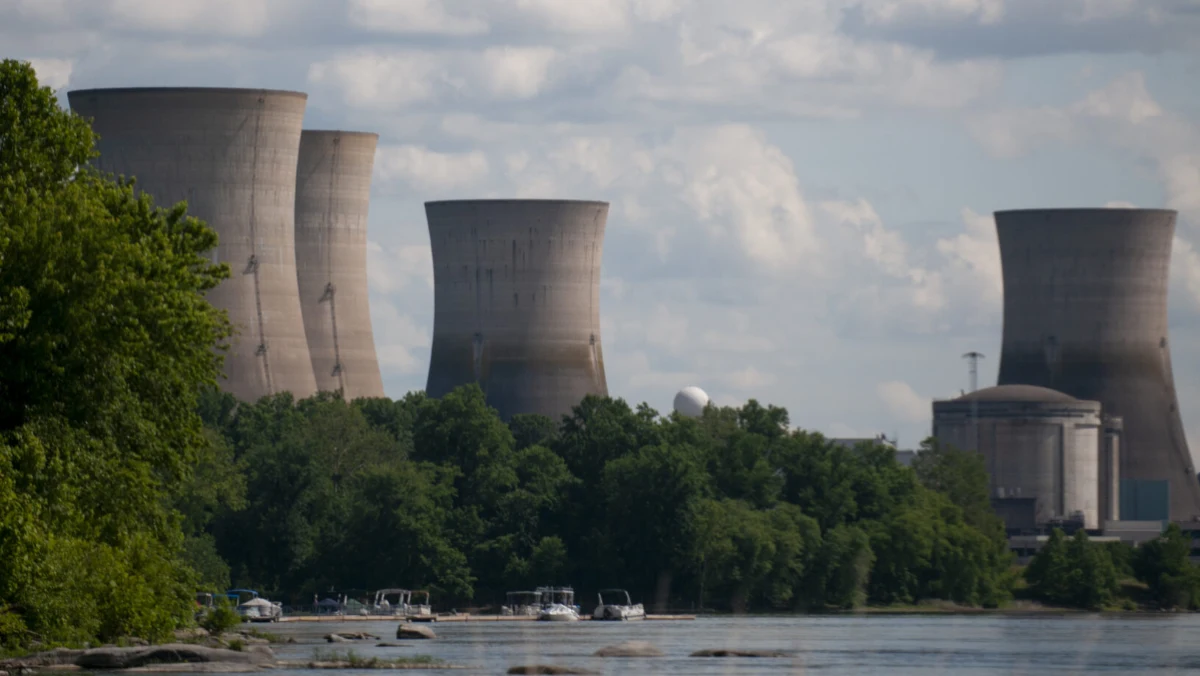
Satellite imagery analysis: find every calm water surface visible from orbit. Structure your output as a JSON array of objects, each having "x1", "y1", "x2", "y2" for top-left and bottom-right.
[{"x1": 251, "y1": 615, "x2": 1200, "y2": 675}]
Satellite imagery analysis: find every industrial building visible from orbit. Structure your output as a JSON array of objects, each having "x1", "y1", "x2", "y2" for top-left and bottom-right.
[
  {"x1": 994, "y1": 208, "x2": 1200, "y2": 522},
  {"x1": 424, "y1": 199, "x2": 609, "y2": 421},
  {"x1": 69, "y1": 87, "x2": 319, "y2": 402},
  {"x1": 294, "y1": 130, "x2": 385, "y2": 399},
  {"x1": 932, "y1": 384, "x2": 1117, "y2": 530}
]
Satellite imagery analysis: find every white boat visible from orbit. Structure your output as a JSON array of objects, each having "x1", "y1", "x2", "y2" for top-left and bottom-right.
[
  {"x1": 501, "y1": 591, "x2": 541, "y2": 617},
  {"x1": 236, "y1": 596, "x2": 282, "y2": 623},
  {"x1": 538, "y1": 603, "x2": 580, "y2": 622},
  {"x1": 371, "y1": 589, "x2": 432, "y2": 618},
  {"x1": 535, "y1": 587, "x2": 580, "y2": 622},
  {"x1": 592, "y1": 589, "x2": 645, "y2": 621}
]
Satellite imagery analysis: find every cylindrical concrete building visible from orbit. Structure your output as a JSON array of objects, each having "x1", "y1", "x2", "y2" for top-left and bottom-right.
[
  {"x1": 68, "y1": 87, "x2": 318, "y2": 402},
  {"x1": 424, "y1": 199, "x2": 608, "y2": 421},
  {"x1": 932, "y1": 384, "x2": 1106, "y2": 530},
  {"x1": 294, "y1": 130, "x2": 385, "y2": 399},
  {"x1": 994, "y1": 208, "x2": 1200, "y2": 522}
]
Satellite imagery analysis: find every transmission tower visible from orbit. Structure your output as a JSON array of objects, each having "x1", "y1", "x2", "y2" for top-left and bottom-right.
[
  {"x1": 962, "y1": 351, "x2": 985, "y2": 393},
  {"x1": 962, "y1": 351, "x2": 985, "y2": 451}
]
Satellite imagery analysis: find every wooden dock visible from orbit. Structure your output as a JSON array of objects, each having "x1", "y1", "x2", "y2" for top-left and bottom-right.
[{"x1": 279, "y1": 614, "x2": 695, "y2": 623}]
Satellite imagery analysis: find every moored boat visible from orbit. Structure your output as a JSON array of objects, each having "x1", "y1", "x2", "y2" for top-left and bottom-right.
[
  {"x1": 592, "y1": 589, "x2": 645, "y2": 621},
  {"x1": 535, "y1": 587, "x2": 580, "y2": 622}
]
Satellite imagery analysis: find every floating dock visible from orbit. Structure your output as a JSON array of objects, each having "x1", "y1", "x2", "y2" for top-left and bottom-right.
[{"x1": 279, "y1": 614, "x2": 695, "y2": 623}]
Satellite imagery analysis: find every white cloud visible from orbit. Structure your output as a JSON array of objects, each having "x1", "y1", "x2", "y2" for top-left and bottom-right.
[
  {"x1": 1074, "y1": 71, "x2": 1162, "y2": 124},
  {"x1": 107, "y1": 0, "x2": 271, "y2": 36},
  {"x1": 25, "y1": 58, "x2": 73, "y2": 90},
  {"x1": 935, "y1": 208, "x2": 1003, "y2": 317},
  {"x1": 347, "y1": 0, "x2": 489, "y2": 36},
  {"x1": 852, "y1": 0, "x2": 1006, "y2": 25},
  {"x1": 877, "y1": 380, "x2": 931, "y2": 423},
  {"x1": 479, "y1": 47, "x2": 558, "y2": 99},
  {"x1": 366, "y1": 241, "x2": 433, "y2": 296},
  {"x1": 369, "y1": 299, "x2": 430, "y2": 374},
  {"x1": 374, "y1": 145, "x2": 490, "y2": 193}
]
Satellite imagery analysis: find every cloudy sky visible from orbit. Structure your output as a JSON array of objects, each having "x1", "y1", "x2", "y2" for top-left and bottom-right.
[{"x1": 7, "y1": 0, "x2": 1200, "y2": 450}]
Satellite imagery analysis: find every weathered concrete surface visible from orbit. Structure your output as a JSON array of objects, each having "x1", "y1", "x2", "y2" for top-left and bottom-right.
[
  {"x1": 994, "y1": 208, "x2": 1200, "y2": 522},
  {"x1": 68, "y1": 87, "x2": 318, "y2": 403},
  {"x1": 425, "y1": 200, "x2": 609, "y2": 421},
  {"x1": 294, "y1": 131, "x2": 384, "y2": 400},
  {"x1": 933, "y1": 385, "x2": 1104, "y2": 529}
]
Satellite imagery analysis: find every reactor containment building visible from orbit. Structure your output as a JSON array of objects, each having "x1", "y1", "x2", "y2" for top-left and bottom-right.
[
  {"x1": 994, "y1": 208, "x2": 1200, "y2": 522},
  {"x1": 294, "y1": 130, "x2": 385, "y2": 399},
  {"x1": 424, "y1": 199, "x2": 609, "y2": 421}
]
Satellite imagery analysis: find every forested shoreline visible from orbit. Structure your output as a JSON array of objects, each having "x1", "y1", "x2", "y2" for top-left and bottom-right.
[
  {"x1": 187, "y1": 386, "x2": 1014, "y2": 613},
  {"x1": 3, "y1": 59, "x2": 1200, "y2": 653}
]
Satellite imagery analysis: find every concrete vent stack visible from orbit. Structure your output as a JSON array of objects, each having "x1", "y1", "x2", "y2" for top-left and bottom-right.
[
  {"x1": 994, "y1": 208, "x2": 1200, "y2": 522},
  {"x1": 424, "y1": 199, "x2": 609, "y2": 421},
  {"x1": 294, "y1": 130, "x2": 385, "y2": 399},
  {"x1": 68, "y1": 87, "x2": 318, "y2": 402}
]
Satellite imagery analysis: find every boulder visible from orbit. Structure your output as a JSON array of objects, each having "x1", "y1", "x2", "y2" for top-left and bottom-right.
[
  {"x1": 593, "y1": 641, "x2": 663, "y2": 658},
  {"x1": 173, "y1": 628, "x2": 210, "y2": 641},
  {"x1": 1, "y1": 648, "x2": 86, "y2": 669},
  {"x1": 395, "y1": 624, "x2": 436, "y2": 640},
  {"x1": 326, "y1": 632, "x2": 378, "y2": 642},
  {"x1": 690, "y1": 649, "x2": 788, "y2": 658},
  {"x1": 75, "y1": 644, "x2": 274, "y2": 670},
  {"x1": 506, "y1": 667, "x2": 598, "y2": 675}
]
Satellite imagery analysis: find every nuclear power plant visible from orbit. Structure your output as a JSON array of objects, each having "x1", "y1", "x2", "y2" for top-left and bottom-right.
[
  {"x1": 69, "y1": 87, "x2": 320, "y2": 402},
  {"x1": 993, "y1": 208, "x2": 1200, "y2": 523},
  {"x1": 63, "y1": 83, "x2": 1200, "y2": 534},
  {"x1": 294, "y1": 130, "x2": 385, "y2": 400},
  {"x1": 424, "y1": 199, "x2": 609, "y2": 421}
]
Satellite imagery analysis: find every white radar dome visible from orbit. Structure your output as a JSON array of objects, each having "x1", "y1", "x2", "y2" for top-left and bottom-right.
[{"x1": 674, "y1": 386, "x2": 710, "y2": 418}]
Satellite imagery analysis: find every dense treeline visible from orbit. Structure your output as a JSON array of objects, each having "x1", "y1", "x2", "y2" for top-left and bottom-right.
[
  {"x1": 1024, "y1": 525, "x2": 1200, "y2": 610},
  {"x1": 190, "y1": 387, "x2": 1017, "y2": 612}
]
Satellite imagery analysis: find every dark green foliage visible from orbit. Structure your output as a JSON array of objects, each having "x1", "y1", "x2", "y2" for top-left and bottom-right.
[
  {"x1": 1025, "y1": 529, "x2": 1120, "y2": 609},
  {"x1": 194, "y1": 382, "x2": 1015, "y2": 612},
  {"x1": 199, "y1": 598, "x2": 242, "y2": 634},
  {"x1": 1133, "y1": 524, "x2": 1200, "y2": 610},
  {"x1": 0, "y1": 59, "x2": 231, "y2": 646}
]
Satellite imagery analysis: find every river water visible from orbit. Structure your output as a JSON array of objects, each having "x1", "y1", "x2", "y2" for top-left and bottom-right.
[{"x1": 254, "y1": 614, "x2": 1200, "y2": 675}]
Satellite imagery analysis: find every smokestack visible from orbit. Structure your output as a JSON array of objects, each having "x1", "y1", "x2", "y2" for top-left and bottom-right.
[
  {"x1": 994, "y1": 207, "x2": 1200, "y2": 521},
  {"x1": 424, "y1": 199, "x2": 609, "y2": 421},
  {"x1": 69, "y1": 87, "x2": 318, "y2": 402},
  {"x1": 294, "y1": 130, "x2": 385, "y2": 400}
]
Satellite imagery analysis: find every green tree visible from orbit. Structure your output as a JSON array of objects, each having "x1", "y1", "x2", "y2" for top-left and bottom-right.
[
  {"x1": 1134, "y1": 524, "x2": 1200, "y2": 610},
  {"x1": 0, "y1": 59, "x2": 231, "y2": 644}
]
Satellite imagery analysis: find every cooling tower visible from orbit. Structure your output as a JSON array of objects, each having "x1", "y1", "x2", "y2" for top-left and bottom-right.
[
  {"x1": 68, "y1": 87, "x2": 318, "y2": 402},
  {"x1": 294, "y1": 130, "x2": 385, "y2": 399},
  {"x1": 994, "y1": 208, "x2": 1200, "y2": 522},
  {"x1": 424, "y1": 199, "x2": 608, "y2": 421}
]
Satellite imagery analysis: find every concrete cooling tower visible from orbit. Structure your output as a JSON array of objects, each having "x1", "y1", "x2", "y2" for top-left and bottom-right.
[
  {"x1": 68, "y1": 87, "x2": 318, "y2": 402},
  {"x1": 424, "y1": 199, "x2": 609, "y2": 421},
  {"x1": 994, "y1": 208, "x2": 1200, "y2": 522},
  {"x1": 294, "y1": 130, "x2": 384, "y2": 399}
]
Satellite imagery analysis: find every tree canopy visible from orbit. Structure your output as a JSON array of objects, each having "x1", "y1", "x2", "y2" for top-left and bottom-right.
[{"x1": 0, "y1": 58, "x2": 231, "y2": 646}]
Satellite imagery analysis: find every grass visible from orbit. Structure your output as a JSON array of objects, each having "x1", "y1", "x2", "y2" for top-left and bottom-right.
[{"x1": 309, "y1": 648, "x2": 443, "y2": 669}]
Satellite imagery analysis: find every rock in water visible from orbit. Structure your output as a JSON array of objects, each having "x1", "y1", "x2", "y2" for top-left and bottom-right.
[
  {"x1": 395, "y1": 624, "x2": 436, "y2": 640},
  {"x1": 75, "y1": 644, "x2": 275, "y2": 669},
  {"x1": 593, "y1": 641, "x2": 664, "y2": 657},
  {"x1": 325, "y1": 634, "x2": 350, "y2": 643},
  {"x1": 690, "y1": 649, "x2": 788, "y2": 658},
  {"x1": 506, "y1": 667, "x2": 598, "y2": 675}
]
